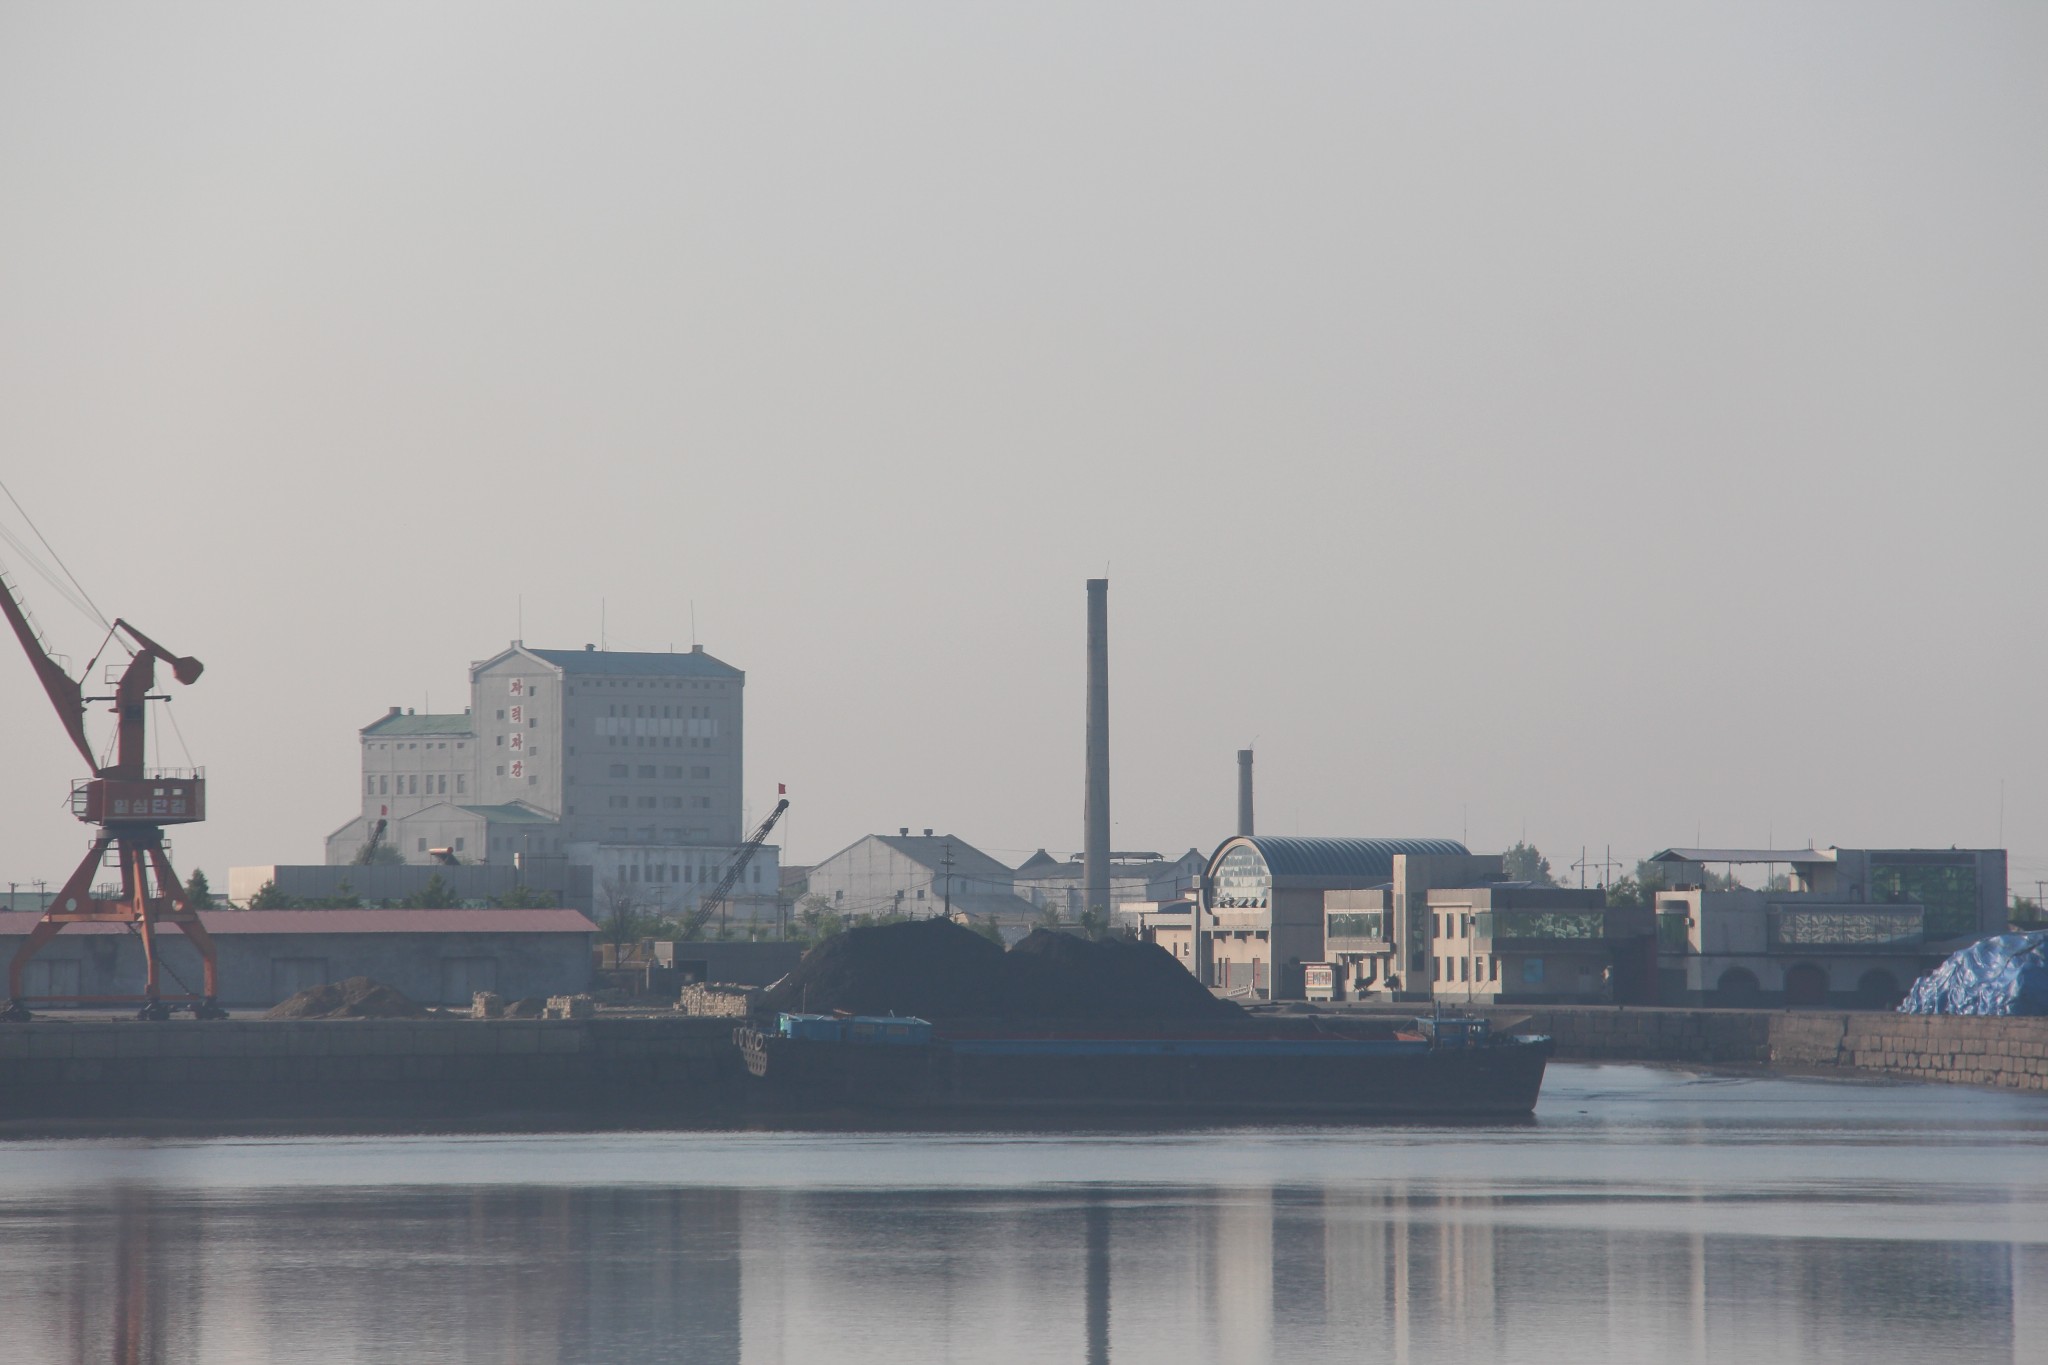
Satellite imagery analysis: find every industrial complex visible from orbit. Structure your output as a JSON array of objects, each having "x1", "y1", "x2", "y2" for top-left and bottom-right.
[{"x1": 0, "y1": 557, "x2": 2023, "y2": 1021}]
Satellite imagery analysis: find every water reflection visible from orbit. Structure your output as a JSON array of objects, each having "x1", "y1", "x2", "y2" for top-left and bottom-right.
[{"x1": 4, "y1": 1176, "x2": 2038, "y2": 1364}]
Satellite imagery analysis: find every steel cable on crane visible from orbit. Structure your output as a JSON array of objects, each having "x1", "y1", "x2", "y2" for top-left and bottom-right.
[
  {"x1": 0, "y1": 522, "x2": 101, "y2": 627},
  {"x1": 0, "y1": 476, "x2": 109, "y2": 629}
]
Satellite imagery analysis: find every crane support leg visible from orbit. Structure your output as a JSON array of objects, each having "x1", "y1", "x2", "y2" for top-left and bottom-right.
[{"x1": 4, "y1": 831, "x2": 221, "y2": 1019}]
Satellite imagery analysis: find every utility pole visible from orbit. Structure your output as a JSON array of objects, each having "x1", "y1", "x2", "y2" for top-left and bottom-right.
[
  {"x1": 1572, "y1": 846, "x2": 1591, "y2": 889},
  {"x1": 941, "y1": 840, "x2": 954, "y2": 920}
]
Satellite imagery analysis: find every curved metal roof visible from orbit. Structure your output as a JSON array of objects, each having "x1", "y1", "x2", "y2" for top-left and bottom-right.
[{"x1": 1218, "y1": 836, "x2": 1470, "y2": 881}]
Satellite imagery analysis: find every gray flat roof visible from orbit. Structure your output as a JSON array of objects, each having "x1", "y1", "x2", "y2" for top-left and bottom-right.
[{"x1": 1648, "y1": 847, "x2": 1836, "y2": 865}]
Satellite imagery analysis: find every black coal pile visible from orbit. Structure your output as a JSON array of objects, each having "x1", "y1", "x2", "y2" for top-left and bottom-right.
[
  {"x1": 264, "y1": 976, "x2": 428, "y2": 1020},
  {"x1": 762, "y1": 918, "x2": 1003, "y2": 1018},
  {"x1": 760, "y1": 918, "x2": 1241, "y2": 1022},
  {"x1": 995, "y1": 928, "x2": 1237, "y2": 1020}
]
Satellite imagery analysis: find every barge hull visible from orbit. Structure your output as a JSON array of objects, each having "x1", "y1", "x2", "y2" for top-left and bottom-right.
[{"x1": 738, "y1": 1034, "x2": 1553, "y2": 1118}]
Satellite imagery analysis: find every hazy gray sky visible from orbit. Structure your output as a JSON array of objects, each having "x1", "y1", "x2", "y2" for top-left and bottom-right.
[{"x1": 1, "y1": 3, "x2": 2044, "y2": 891}]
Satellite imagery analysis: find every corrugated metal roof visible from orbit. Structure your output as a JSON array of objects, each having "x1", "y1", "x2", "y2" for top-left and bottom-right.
[
  {"x1": 1648, "y1": 848, "x2": 1836, "y2": 865},
  {"x1": 526, "y1": 647, "x2": 743, "y2": 679},
  {"x1": 870, "y1": 834, "x2": 1015, "y2": 880},
  {"x1": 1224, "y1": 837, "x2": 1471, "y2": 881},
  {"x1": 0, "y1": 909, "x2": 596, "y2": 935},
  {"x1": 360, "y1": 711, "x2": 475, "y2": 737}
]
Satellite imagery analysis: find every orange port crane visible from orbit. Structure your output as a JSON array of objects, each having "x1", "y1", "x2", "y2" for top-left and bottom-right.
[{"x1": 0, "y1": 568, "x2": 222, "y2": 1020}]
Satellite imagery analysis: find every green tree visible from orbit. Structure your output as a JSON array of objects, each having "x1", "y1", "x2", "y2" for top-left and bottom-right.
[
  {"x1": 974, "y1": 915, "x2": 1007, "y2": 946},
  {"x1": 2012, "y1": 896, "x2": 2044, "y2": 929},
  {"x1": 1501, "y1": 842, "x2": 1556, "y2": 886},
  {"x1": 1076, "y1": 907, "x2": 1109, "y2": 941},
  {"x1": 1034, "y1": 903, "x2": 1066, "y2": 932},
  {"x1": 401, "y1": 873, "x2": 460, "y2": 910},
  {"x1": 247, "y1": 880, "x2": 298, "y2": 910},
  {"x1": 184, "y1": 869, "x2": 215, "y2": 910}
]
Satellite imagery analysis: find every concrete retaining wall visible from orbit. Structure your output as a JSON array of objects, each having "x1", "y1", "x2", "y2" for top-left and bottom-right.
[{"x1": 1483, "y1": 1005, "x2": 2048, "y2": 1092}]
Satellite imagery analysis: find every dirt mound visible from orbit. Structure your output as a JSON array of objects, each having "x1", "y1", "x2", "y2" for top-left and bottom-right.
[
  {"x1": 997, "y1": 929, "x2": 1237, "y2": 1020},
  {"x1": 264, "y1": 976, "x2": 429, "y2": 1020},
  {"x1": 763, "y1": 918, "x2": 1004, "y2": 1018},
  {"x1": 760, "y1": 919, "x2": 1241, "y2": 1022}
]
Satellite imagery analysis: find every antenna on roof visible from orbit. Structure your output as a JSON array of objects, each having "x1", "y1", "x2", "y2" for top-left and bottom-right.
[
  {"x1": 600, "y1": 598, "x2": 606, "y2": 651},
  {"x1": 691, "y1": 600, "x2": 697, "y2": 649}
]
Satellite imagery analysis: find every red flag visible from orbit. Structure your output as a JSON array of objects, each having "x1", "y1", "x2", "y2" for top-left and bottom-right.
[{"x1": 778, "y1": 783, "x2": 786, "y2": 794}]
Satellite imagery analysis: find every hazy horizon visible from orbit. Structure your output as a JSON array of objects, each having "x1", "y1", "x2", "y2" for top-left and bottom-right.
[{"x1": 2, "y1": 3, "x2": 2044, "y2": 893}]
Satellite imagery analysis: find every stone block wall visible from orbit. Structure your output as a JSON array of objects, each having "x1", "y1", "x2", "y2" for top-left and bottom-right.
[{"x1": 1482, "y1": 1005, "x2": 2048, "y2": 1092}]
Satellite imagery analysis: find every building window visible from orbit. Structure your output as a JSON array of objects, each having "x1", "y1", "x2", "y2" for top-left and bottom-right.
[
  {"x1": 496, "y1": 765, "x2": 505, "y2": 776},
  {"x1": 417, "y1": 838, "x2": 427, "y2": 852},
  {"x1": 379, "y1": 778, "x2": 388, "y2": 794},
  {"x1": 409, "y1": 775, "x2": 418, "y2": 795},
  {"x1": 496, "y1": 710, "x2": 505, "y2": 720},
  {"x1": 365, "y1": 776, "x2": 374, "y2": 795},
  {"x1": 456, "y1": 775, "x2": 465, "y2": 794},
  {"x1": 638, "y1": 765, "x2": 656, "y2": 778},
  {"x1": 496, "y1": 736, "x2": 504, "y2": 746},
  {"x1": 455, "y1": 838, "x2": 465, "y2": 852},
  {"x1": 1432, "y1": 957, "x2": 1441, "y2": 981},
  {"x1": 437, "y1": 775, "x2": 447, "y2": 794},
  {"x1": 692, "y1": 766, "x2": 709, "y2": 779}
]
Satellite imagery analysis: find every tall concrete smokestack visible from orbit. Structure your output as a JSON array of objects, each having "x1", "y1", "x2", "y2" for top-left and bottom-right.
[
  {"x1": 1084, "y1": 578, "x2": 1110, "y2": 918},
  {"x1": 1237, "y1": 749, "x2": 1255, "y2": 837}
]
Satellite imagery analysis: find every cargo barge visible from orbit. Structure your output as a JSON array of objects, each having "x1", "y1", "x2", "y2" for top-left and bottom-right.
[{"x1": 733, "y1": 1013, "x2": 1552, "y2": 1118}]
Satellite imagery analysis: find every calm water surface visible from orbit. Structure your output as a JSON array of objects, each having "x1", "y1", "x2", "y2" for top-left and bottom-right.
[{"x1": 2, "y1": 1063, "x2": 2046, "y2": 1364}]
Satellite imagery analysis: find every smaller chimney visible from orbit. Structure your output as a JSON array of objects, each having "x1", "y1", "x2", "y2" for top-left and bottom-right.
[
  {"x1": 1237, "y1": 749, "x2": 1255, "y2": 837},
  {"x1": 900, "y1": 827, "x2": 910, "y2": 836},
  {"x1": 387, "y1": 706, "x2": 402, "y2": 716},
  {"x1": 923, "y1": 828, "x2": 934, "y2": 837}
]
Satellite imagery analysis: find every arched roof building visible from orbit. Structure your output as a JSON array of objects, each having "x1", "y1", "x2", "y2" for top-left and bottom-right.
[
  {"x1": 1197, "y1": 834, "x2": 1484, "y2": 1001},
  {"x1": 1204, "y1": 836, "x2": 1471, "y2": 904}
]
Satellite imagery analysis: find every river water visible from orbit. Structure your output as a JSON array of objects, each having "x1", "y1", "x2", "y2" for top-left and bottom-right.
[{"x1": 1, "y1": 1063, "x2": 2044, "y2": 1365}]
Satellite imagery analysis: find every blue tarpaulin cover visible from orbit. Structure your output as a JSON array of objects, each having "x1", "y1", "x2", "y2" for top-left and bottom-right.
[{"x1": 1899, "y1": 932, "x2": 2048, "y2": 1016}]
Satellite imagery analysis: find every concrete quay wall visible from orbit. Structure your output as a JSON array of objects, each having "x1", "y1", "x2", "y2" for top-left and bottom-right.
[
  {"x1": 1480, "y1": 1006, "x2": 2048, "y2": 1092},
  {"x1": 0, "y1": 1016, "x2": 747, "y2": 1123}
]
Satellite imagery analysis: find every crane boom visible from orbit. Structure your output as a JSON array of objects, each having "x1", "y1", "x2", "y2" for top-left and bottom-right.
[
  {"x1": 682, "y1": 798, "x2": 789, "y2": 939},
  {"x1": 0, "y1": 565, "x2": 93, "y2": 767}
]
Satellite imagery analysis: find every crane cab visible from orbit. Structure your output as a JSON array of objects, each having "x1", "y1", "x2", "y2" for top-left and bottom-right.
[{"x1": 70, "y1": 774, "x2": 207, "y2": 826}]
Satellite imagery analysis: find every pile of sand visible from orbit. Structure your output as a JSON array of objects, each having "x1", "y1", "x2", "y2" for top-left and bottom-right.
[
  {"x1": 760, "y1": 919, "x2": 1239, "y2": 1022},
  {"x1": 264, "y1": 976, "x2": 428, "y2": 1020}
]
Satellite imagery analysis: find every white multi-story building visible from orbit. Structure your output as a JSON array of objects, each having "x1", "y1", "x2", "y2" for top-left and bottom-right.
[{"x1": 325, "y1": 642, "x2": 777, "y2": 917}]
